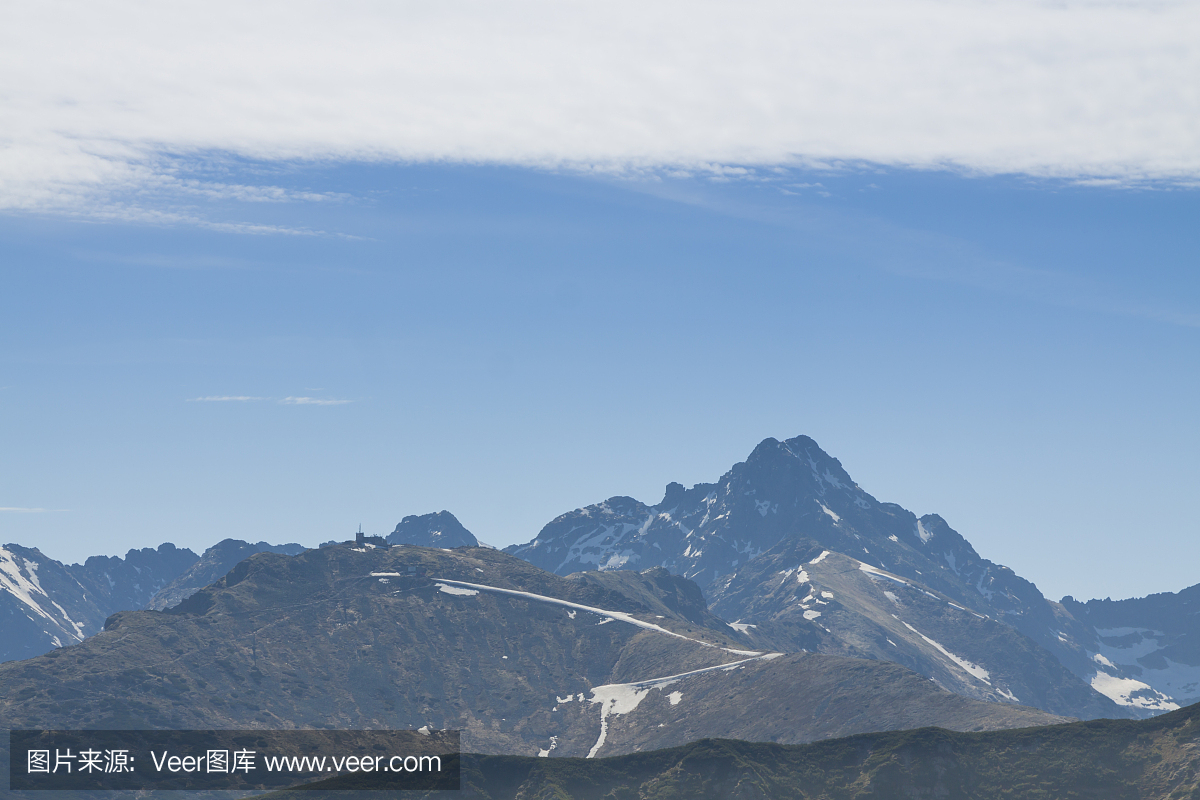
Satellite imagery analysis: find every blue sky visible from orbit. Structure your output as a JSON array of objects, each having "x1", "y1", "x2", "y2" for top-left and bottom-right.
[{"x1": 3, "y1": 1, "x2": 1198, "y2": 603}]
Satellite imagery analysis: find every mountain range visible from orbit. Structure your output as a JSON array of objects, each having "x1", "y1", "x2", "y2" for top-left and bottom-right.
[
  {"x1": 0, "y1": 544, "x2": 1066, "y2": 761},
  {"x1": 2, "y1": 433, "x2": 1197, "y2": 780}
]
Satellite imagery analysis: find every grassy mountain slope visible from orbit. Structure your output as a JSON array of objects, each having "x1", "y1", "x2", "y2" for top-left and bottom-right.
[{"x1": 0, "y1": 544, "x2": 1063, "y2": 759}]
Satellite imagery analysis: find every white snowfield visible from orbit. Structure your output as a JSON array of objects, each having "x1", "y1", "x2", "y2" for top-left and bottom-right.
[
  {"x1": 430, "y1": 578, "x2": 763, "y2": 657},
  {"x1": 1087, "y1": 627, "x2": 1189, "y2": 711},
  {"x1": 585, "y1": 653, "x2": 784, "y2": 758},
  {"x1": 1089, "y1": 671, "x2": 1179, "y2": 712}
]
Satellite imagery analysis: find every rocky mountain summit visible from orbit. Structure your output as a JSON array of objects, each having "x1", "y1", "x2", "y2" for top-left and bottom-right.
[
  {"x1": 507, "y1": 434, "x2": 1195, "y2": 718},
  {"x1": 388, "y1": 510, "x2": 478, "y2": 548}
]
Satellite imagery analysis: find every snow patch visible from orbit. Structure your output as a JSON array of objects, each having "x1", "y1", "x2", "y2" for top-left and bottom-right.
[
  {"x1": 975, "y1": 570, "x2": 996, "y2": 600},
  {"x1": 431, "y1": 578, "x2": 762, "y2": 656},
  {"x1": 900, "y1": 621, "x2": 991, "y2": 684},
  {"x1": 859, "y1": 562, "x2": 911, "y2": 587},
  {"x1": 803, "y1": 610, "x2": 822, "y2": 620},
  {"x1": 1090, "y1": 672, "x2": 1180, "y2": 711},
  {"x1": 996, "y1": 687, "x2": 1020, "y2": 703},
  {"x1": 600, "y1": 551, "x2": 636, "y2": 570},
  {"x1": 668, "y1": 691, "x2": 683, "y2": 706},
  {"x1": 585, "y1": 654, "x2": 783, "y2": 757},
  {"x1": 809, "y1": 550, "x2": 830, "y2": 565},
  {"x1": 916, "y1": 520, "x2": 933, "y2": 544},
  {"x1": 1091, "y1": 628, "x2": 1200, "y2": 705},
  {"x1": 817, "y1": 502, "x2": 840, "y2": 523},
  {"x1": 435, "y1": 583, "x2": 479, "y2": 596},
  {"x1": 585, "y1": 685, "x2": 659, "y2": 757}
]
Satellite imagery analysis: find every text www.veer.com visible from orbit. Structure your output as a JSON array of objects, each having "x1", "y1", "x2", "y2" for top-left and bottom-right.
[{"x1": 263, "y1": 754, "x2": 442, "y2": 773}]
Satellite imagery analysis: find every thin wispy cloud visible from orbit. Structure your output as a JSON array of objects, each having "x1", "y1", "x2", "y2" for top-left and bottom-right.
[
  {"x1": 187, "y1": 395, "x2": 353, "y2": 405},
  {"x1": 0, "y1": 507, "x2": 50, "y2": 513},
  {"x1": 279, "y1": 397, "x2": 353, "y2": 406},
  {"x1": 2, "y1": 0, "x2": 1197, "y2": 222}
]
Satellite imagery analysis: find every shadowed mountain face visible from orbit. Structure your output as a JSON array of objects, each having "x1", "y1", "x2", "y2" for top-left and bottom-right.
[
  {"x1": 388, "y1": 511, "x2": 478, "y2": 548},
  {"x1": 385, "y1": 702, "x2": 1200, "y2": 800},
  {"x1": 507, "y1": 435, "x2": 1192, "y2": 718},
  {"x1": 708, "y1": 541, "x2": 1120, "y2": 720},
  {"x1": 0, "y1": 545, "x2": 1065, "y2": 759},
  {"x1": 145, "y1": 539, "x2": 306, "y2": 611},
  {"x1": 0, "y1": 543, "x2": 197, "y2": 662}
]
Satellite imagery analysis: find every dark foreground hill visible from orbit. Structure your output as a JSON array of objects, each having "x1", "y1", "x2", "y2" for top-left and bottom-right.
[
  {"x1": 260, "y1": 700, "x2": 1200, "y2": 799},
  {"x1": 0, "y1": 544, "x2": 1064, "y2": 758}
]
